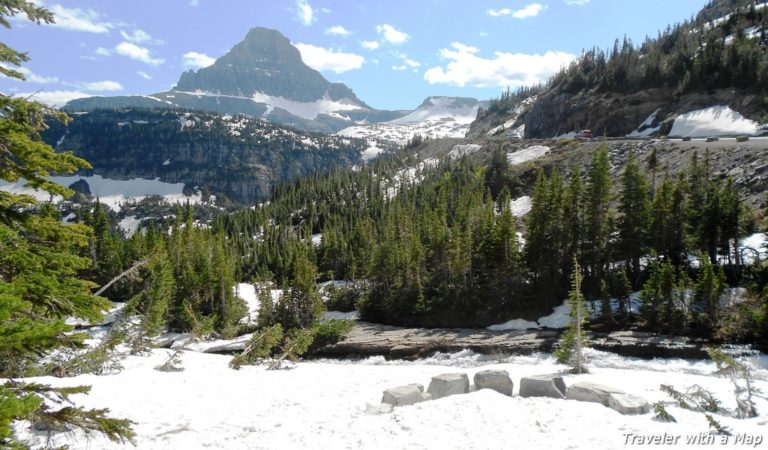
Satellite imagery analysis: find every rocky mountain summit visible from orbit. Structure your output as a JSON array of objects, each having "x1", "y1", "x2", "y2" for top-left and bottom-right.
[{"x1": 64, "y1": 28, "x2": 403, "y2": 133}]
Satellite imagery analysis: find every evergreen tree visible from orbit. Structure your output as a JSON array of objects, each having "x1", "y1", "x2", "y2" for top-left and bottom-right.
[
  {"x1": 617, "y1": 154, "x2": 651, "y2": 283},
  {"x1": 0, "y1": 2, "x2": 133, "y2": 446},
  {"x1": 600, "y1": 279, "x2": 614, "y2": 324},
  {"x1": 555, "y1": 258, "x2": 590, "y2": 374},
  {"x1": 484, "y1": 145, "x2": 515, "y2": 199},
  {"x1": 694, "y1": 256, "x2": 727, "y2": 328},
  {"x1": 639, "y1": 261, "x2": 682, "y2": 331},
  {"x1": 584, "y1": 146, "x2": 613, "y2": 290},
  {"x1": 611, "y1": 268, "x2": 633, "y2": 323}
]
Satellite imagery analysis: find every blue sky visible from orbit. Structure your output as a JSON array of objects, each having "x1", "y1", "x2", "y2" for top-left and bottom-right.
[{"x1": 1, "y1": 0, "x2": 710, "y2": 110}]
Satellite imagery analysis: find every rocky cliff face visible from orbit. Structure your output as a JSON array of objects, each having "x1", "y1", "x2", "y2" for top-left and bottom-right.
[
  {"x1": 64, "y1": 28, "x2": 405, "y2": 133},
  {"x1": 524, "y1": 88, "x2": 765, "y2": 138},
  {"x1": 45, "y1": 109, "x2": 367, "y2": 205},
  {"x1": 175, "y1": 27, "x2": 361, "y2": 104}
]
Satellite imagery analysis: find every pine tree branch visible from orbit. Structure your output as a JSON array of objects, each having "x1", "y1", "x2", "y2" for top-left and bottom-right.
[{"x1": 93, "y1": 257, "x2": 151, "y2": 297}]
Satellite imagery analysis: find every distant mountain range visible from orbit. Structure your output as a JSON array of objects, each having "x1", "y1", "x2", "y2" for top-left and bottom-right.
[
  {"x1": 338, "y1": 96, "x2": 488, "y2": 146},
  {"x1": 64, "y1": 27, "x2": 411, "y2": 133}
]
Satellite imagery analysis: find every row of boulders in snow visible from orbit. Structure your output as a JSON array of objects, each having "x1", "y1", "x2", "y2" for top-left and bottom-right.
[{"x1": 372, "y1": 370, "x2": 650, "y2": 416}]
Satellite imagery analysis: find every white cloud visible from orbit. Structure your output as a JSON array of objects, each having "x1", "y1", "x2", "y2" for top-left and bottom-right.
[
  {"x1": 95, "y1": 47, "x2": 112, "y2": 57},
  {"x1": 295, "y1": 43, "x2": 364, "y2": 74},
  {"x1": 78, "y1": 80, "x2": 123, "y2": 91},
  {"x1": 376, "y1": 24, "x2": 409, "y2": 45},
  {"x1": 487, "y1": 8, "x2": 512, "y2": 17},
  {"x1": 182, "y1": 51, "x2": 216, "y2": 70},
  {"x1": 361, "y1": 40, "x2": 380, "y2": 50},
  {"x1": 48, "y1": 4, "x2": 113, "y2": 33},
  {"x1": 189, "y1": 0, "x2": 200, "y2": 5},
  {"x1": 565, "y1": 0, "x2": 590, "y2": 5},
  {"x1": 16, "y1": 90, "x2": 90, "y2": 107},
  {"x1": 488, "y1": 3, "x2": 546, "y2": 19},
  {"x1": 120, "y1": 28, "x2": 162, "y2": 45},
  {"x1": 137, "y1": 70, "x2": 152, "y2": 80},
  {"x1": 391, "y1": 51, "x2": 420, "y2": 70},
  {"x1": 326, "y1": 25, "x2": 351, "y2": 36},
  {"x1": 115, "y1": 42, "x2": 164, "y2": 66},
  {"x1": 424, "y1": 42, "x2": 574, "y2": 88},
  {"x1": 296, "y1": 0, "x2": 316, "y2": 26},
  {"x1": 1, "y1": 65, "x2": 58, "y2": 84},
  {"x1": 392, "y1": 65, "x2": 407, "y2": 71}
]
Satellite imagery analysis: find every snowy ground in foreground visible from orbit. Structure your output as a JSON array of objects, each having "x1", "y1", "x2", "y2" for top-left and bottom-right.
[{"x1": 14, "y1": 348, "x2": 768, "y2": 450}]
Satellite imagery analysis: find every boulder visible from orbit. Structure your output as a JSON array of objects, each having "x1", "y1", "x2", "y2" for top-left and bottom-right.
[
  {"x1": 366, "y1": 402, "x2": 394, "y2": 415},
  {"x1": 473, "y1": 370, "x2": 514, "y2": 396},
  {"x1": 566, "y1": 382, "x2": 623, "y2": 406},
  {"x1": 519, "y1": 374, "x2": 566, "y2": 399},
  {"x1": 427, "y1": 373, "x2": 470, "y2": 400},
  {"x1": 382, "y1": 384, "x2": 428, "y2": 407},
  {"x1": 566, "y1": 382, "x2": 650, "y2": 415},
  {"x1": 607, "y1": 393, "x2": 651, "y2": 415}
]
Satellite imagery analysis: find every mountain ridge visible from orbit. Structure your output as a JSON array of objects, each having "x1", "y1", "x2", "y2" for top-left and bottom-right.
[
  {"x1": 64, "y1": 27, "x2": 404, "y2": 133},
  {"x1": 469, "y1": 0, "x2": 768, "y2": 139}
]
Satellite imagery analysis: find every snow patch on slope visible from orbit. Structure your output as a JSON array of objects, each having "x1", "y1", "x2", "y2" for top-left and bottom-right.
[
  {"x1": 361, "y1": 143, "x2": 384, "y2": 161},
  {"x1": 251, "y1": 91, "x2": 363, "y2": 120},
  {"x1": 627, "y1": 109, "x2": 661, "y2": 138},
  {"x1": 669, "y1": 106, "x2": 760, "y2": 138},
  {"x1": 507, "y1": 145, "x2": 550, "y2": 165},
  {"x1": 387, "y1": 97, "x2": 480, "y2": 126},
  {"x1": 448, "y1": 144, "x2": 481, "y2": 160},
  {"x1": 118, "y1": 216, "x2": 142, "y2": 237},
  {"x1": 510, "y1": 196, "x2": 532, "y2": 217}
]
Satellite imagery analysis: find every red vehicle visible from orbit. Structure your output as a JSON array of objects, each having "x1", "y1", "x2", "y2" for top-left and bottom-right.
[{"x1": 575, "y1": 129, "x2": 593, "y2": 139}]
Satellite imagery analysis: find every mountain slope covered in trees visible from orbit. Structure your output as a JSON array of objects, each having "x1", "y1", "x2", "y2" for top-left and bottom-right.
[{"x1": 472, "y1": 0, "x2": 768, "y2": 138}]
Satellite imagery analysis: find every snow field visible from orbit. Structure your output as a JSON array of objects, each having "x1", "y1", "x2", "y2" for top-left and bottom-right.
[{"x1": 14, "y1": 348, "x2": 768, "y2": 450}]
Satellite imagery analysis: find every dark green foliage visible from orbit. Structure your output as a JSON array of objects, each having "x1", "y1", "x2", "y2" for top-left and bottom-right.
[
  {"x1": 550, "y1": 1, "x2": 768, "y2": 98},
  {"x1": 705, "y1": 414, "x2": 732, "y2": 436},
  {"x1": 639, "y1": 261, "x2": 686, "y2": 332},
  {"x1": 229, "y1": 324, "x2": 284, "y2": 370},
  {"x1": 478, "y1": 84, "x2": 543, "y2": 120},
  {"x1": 484, "y1": 145, "x2": 518, "y2": 198},
  {"x1": 306, "y1": 320, "x2": 354, "y2": 354},
  {"x1": 1, "y1": 382, "x2": 135, "y2": 448},
  {"x1": 554, "y1": 259, "x2": 589, "y2": 373},
  {"x1": 707, "y1": 347, "x2": 760, "y2": 419},
  {"x1": 617, "y1": 154, "x2": 651, "y2": 283},
  {"x1": 0, "y1": 2, "x2": 133, "y2": 446},
  {"x1": 693, "y1": 256, "x2": 727, "y2": 329},
  {"x1": 660, "y1": 383, "x2": 720, "y2": 413},
  {"x1": 584, "y1": 146, "x2": 613, "y2": 290},
  {"x1": 269, "y1": 328, "x2": 314, "y2": 370},
  {"x1": 610, "y1": 268, "x2": 633, "y2": 323},
  {"x1": 325, "y1": 285, "x2": 360, "y2": 313},
  {"x1": 652, "y1": 402, "x2": 677, "y2": 423}
]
